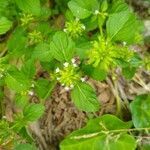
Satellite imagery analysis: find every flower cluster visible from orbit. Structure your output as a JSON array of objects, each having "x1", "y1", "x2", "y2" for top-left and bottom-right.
[
  {"x1": 64, "y1": 18, "x2": 85, "y2": 38},
  {"x1": 28, "y1": 30, "x2": 43, "y2": 45},
  {"x1": 20, "y1": 13, "x2": 34, "y2": 26},
  {"x1": 53, "y1": 59, "x2": 85, "y2": 91},
  {"x1": 87, "y1": 37, "x2": 117, "y2": 71}
]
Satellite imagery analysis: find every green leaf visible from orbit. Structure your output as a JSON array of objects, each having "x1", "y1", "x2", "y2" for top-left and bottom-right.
[
  {"x1": 75, "y1": 38, "x2": 92, "y2": 59},
  {"x1": 32, "y1": 42, "x2": 52, "y2": 62},
  {"x1": 15, "y1": 94, "x2": 28, "y2": 109},
  {"x1": 23, "y1": 104, "x2": 45, "y2": 122},
  {"x1": 122, "y1": 67, "x2": 136, "y2": 79},
  {"x1": 60, "y1": 114, "x2": 136, "y2": 150},
  {"x1": 14, "y1": 143, "x2": 36, "y2": 150},
  {"x1": 83, "y1": 65, "x2": 107, "y2": 81},
  {"x1": 35, "y1": 79, "x2": 56, "y2": 100},
  {"x1": 107, "y1": 11, "x2": 140, "y2": 43},
  {"x1": 0, "y1": 17, "x2": 12, "y2": 35},
  {"x1": 109, "y1": 0, "x2": 129, "y2": 14},
  {"x1": 7, "y1": 27, "x2": 27, "y2": 57},
  {"x1": 15, "y1": 0, "x2": 41, "y2": 16},
  {"x1": 50, "y1": 31, "x2": 75, "y2": 62},
  {"x1": 5, "y1": 67, "x2": 30, "y2": 93},
  {"x1": 71, "y1": 82, "x2": 100, "y2": 112},
  {"x1": 21, "y1": 59, "x2": 36, "y2": 80},
  {"x1": 122, "y1": 54, "x2": 142, "y2": 79},
  {"x1": 68, "y1": 0, "x2": 99, "y2": 19},
  {"x1": 130, "y1": 94, "x2": 150, "y2": 128}
]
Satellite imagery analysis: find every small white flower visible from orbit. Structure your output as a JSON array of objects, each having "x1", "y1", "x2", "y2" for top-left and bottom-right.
[
  {"x1": 73, "y1": 64, "x2": 78, "y2": 67},
  {"x1": 94, "y1": 10, "x2": 99, "y2": 15},
  {"x1": 55, "y1": 67, "x2": 60, "y2": 73},
  {"x1": 28, "y1": 91, "x2": 34, "y2": 96},
  {"x1": 123, "y1": 41, "x2": 127, "y2": 46},
  {"x1": 63, "y1": 28, "x2": 67, "y2": 32},
  {"x1": 70, "y1": 84, "x2": 74, "y2": 88},
  {"x1": 63, "y1": 62, "x2": 69, "y2": 67},
  {"x1": 56, "y1": 77, "x2": 60, "y2": 81},
  {"x1": 81, "y1": 77, "x2": 86, "y2": 82},
  {"x1": 71, "y1": 58, "x2": 76, "y2": 64},
  {"x1": 81, "y1": 25, "x2": 86, "y2": 30},
  {"x1": 64, "y1": 86, "x2": 70, "y2": 91}
]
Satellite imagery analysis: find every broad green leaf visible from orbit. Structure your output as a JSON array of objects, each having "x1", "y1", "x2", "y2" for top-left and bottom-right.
[
  {"x1": 0, "y1": 17, "x2": 12, "y2": 35},
  {"x1": 14, "y1": 143, "x2": 36, "y2": 150},
  {"x1": 83, "y1": 65, "x2": 107, "y2": 81},
  {"x1": 71, "y1": 82, "x2": 100, "y2": 112},
  {"x1": 75, "y1": 38, "x2": 92, "y2": 59},
  {"x1": 23, "y1": 104, "x2": 45, "y2": 122},
  {"x1": 109, "y1": 0, "x2": 129, "y2": 14},
  {"x1": 68, "y1": 0, "x2": 99, "y2": 19},
  {"x1": 61, "y1": 134, "x2": 136, "y2": 150},
  {"x1": 60, "y1": 115, "x2": 136, "y2": 150},
  {"x1": 130, "y1": 94, "x2": 150, "y2": 128},
  {"x1": 35, "y1": 79, "x2": 56, "y2": 100},
  {"x1": 122, "y1": 67, "x2": 136, "y2": 79},
  {"x1": 82, "y1": 15, "x2": 98, "y2": 31},
  {"x1": 141, "y1": 143, "x2": 150, "y2": 150},
  {"x1": 69, "y1": 115, "x2": 132, "y2": 135},
  {"x1": 21, "y1": 59, "x2": 36, "y2": 80},
  {"x1": 15, "y1": 94, "x2": 28, "y2": 109},
  {"x1": 7, "y1": 27, "x2": 27, "y2": 57},
  {"x1": 5, "y1": 67, "x2": 30, "y2": 93},
  {"x1": 32, "y1": 42, "x2": 52, "y2": 62},
  {"x1": 122, "y1": 54, "x2": 142, "y2": 79},
  {"x1": 50, "y1": 31, "x2": 75, "y2": 62},
  {"x1": 107, "y1": 11, "x2": 140, "y2": 43},
  {"x1": 15, "y1": 0, "x2": 41, "y2": 16}
]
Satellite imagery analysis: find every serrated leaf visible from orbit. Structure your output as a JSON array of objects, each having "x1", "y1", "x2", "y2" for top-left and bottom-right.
[
  {"x1": 68, "y1": 0, "x2": 99, "y2": 19},
  {"x1": 83, "y1": 65, "x2": 107, "y2": 81},
  {"x1": 122, "y1": 67, "x2": 136, "y2": 79},
  {"x1": 21, "y1": 59, "x2": 36, "y2": 80},
  {"x1": 15, "y1": 94, "x2": 28, "y2": 109},
  {"x1": 71, "y1": 83, "x2": 100, "y2": 112},
  {"x1": 5, "y1": 67, "x2": 30, "y2": 93},
  {"x1": 7, "y1": 27, "x2": 27, "y2": 57},
  {"x1": 60, "y1": 115, "x2": 136, "y2": 150},
  {"x1": 0, "y1": 17, "x2": 12, "y2": 35},
  {"x1": 15, "y1": 0, "x2": 41, "y2": 16},
  {"x1": 35, "y1": 79, "x2": 56, "y2": 100},
  {"x1": 130, "y1": 94, "x2": 150, "y2": 128},
  {"x1": 50, "y1": 31, "x2": 75, "y2": 62},
  {"x1": 107, "y1": 11, "x2": 140, "y2": 43},
  {"x1": 14, "y1": 143, "x2": 36, "y2": 150},
  {"x1": 23, "y1": 104, "x2": 45, "y2": 122},
  {"x1": 32, "y1": 42, "x2": 52, "y2": 62},
  {"x1": 109, "y1": 0, "x2": 129, "y2": 14}
]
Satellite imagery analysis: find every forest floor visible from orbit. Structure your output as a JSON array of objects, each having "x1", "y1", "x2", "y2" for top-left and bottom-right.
[
  {"x1": 1, "y1": 0, "x2": 149, "y2": 150},
  {"x1": 27, "y1": 1, "x2": 150, "y2": 149}
]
